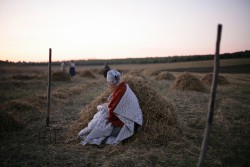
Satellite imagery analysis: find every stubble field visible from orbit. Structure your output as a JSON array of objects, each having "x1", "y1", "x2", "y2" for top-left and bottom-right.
[{"x1": 0, "y1": 58, "x2": 250, "y2": 166}]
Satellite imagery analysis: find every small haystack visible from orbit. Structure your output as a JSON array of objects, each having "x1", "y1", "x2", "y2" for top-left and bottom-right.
[
  {"x1": 126, "y1": 70, "x2": 146, "y2": 80},
  {"x1": 201, "y1": 73, "x2": 229, "y2": 85},
  {"x1": 2, "y1": 100, "x2": 40, "y2": 114},
  {"x1": 52, "y1": 83, "x2": 92, "y2": 99},
  {"x1": 52, "y1": 71, "x2": 71, "y2": 81},
  {"x1": 0, "y1": 111, "x2": 22, "y2": 134},
  {"x1": 155, "y1": 71, "x2": 175, "y2": 81},
  {"x1": 80, "y1": 70, "x2": 96, "y2": 79},
  {"x1": 147, "y1": 70, "x2": 161, "y2": 76},
  {"x1": 68, "y1": 74, "x2": 183, "y2": 145},
  {"x1": 171, "y1": 72, "x2": 207, "y2": 92},
  {"x1": 116, "y1": 68, "x2": 129, "y2": 75},
  {"x1": 90, "y1": 68, "x2": 103, "y2": 75},
  {"x1": 0, "y1": 96, "x2": 45, "y2": 131}
]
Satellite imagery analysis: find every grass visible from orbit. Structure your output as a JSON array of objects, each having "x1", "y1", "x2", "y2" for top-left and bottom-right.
[{"x1": 0, "y1": 62, "x2": 249, "y2": 166}]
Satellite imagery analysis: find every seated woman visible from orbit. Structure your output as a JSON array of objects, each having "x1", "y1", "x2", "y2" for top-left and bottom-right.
[{"x1": 78, "y1": 69, "x2": 143, "y2": 145}]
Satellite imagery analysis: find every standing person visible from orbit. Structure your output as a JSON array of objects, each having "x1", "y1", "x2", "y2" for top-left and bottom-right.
[
  {"x1": 103, "y1": 64, "x2": 111, "y2": 78},
  {"x1": 69, "y1": 60, "x2": 75, "y2": 77},
  {"x1": 78, "y1": 69, "x2": 143, "y2": 145},
  {"x1": 61, "y1": 61, "x2": 66, "y2": 72}
]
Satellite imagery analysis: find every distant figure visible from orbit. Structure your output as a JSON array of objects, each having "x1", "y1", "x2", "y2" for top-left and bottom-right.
[
  {"x1": 69, "y1": 60, "x2": 76, "y2": 77},
  {"x1": 103, "y1": 64, "x2": 111, "y2": 78},
  {"x1": 61, "y1": 61, "x2": 66, "y2": 72}
]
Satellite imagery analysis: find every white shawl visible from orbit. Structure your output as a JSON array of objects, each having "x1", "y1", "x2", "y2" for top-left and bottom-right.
[{"x1": 78, "y1": 84, "x2": 143, "y2": 145}]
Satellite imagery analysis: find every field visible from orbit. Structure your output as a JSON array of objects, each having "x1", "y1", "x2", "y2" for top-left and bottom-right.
[{"x1": 0, "y1": 58, "x2": 250, "y2": 166}]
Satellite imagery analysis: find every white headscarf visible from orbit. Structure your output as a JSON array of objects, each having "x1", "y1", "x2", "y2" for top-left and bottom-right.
[{"x1": 106, "y1": 70, "x2": 121, "y2": 84}]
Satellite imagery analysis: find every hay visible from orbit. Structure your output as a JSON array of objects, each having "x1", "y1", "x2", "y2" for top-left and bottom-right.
[
  {"x1": 68, "y1": 74, "x2": 183, "y2": 145},
  {"x1": 80, "y1": 70, "x2": 96, "y2": 78},
  {"x1": 171, "y1": 72, "x2": 207, "y2": 92},
  {"x1": 52, "y1": 71, "x2": 71, "y2": 81},
  {"x1": 201, "y1": 73, "x2": 229, "y2": 85},
  {"x1": 149, "y1": 70, "x2": 162, "y2": 76},
  {"x1": 52, "y1": 83, "x2": 92, "y2": 99},
  {"x1": 90, "y1": 68, "x2": 103, "y2": 75},
  {"x1": 0, "y1": 97, "x2": 45, "y2": 128},
  {"x1": 155, "y1": 72, "x2": 175, "y2": 81},
  {"x1": 12, "y1": 74, "x2": 36, "y2": 80},
  {"x1": 0, "y1": 110, "x2": 22, "y2": 134}
]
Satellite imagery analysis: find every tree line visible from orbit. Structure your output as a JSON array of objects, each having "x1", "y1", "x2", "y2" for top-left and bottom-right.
[{"x1": 1, "y1": 50, "x2": 249, "y2": 66}]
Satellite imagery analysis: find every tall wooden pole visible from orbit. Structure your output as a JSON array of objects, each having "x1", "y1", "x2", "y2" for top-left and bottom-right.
[
  {"x1": 46, "y1": 48, "x2": 52, "y2": 127},
  {"x1": 197, "y1": 24, "x2": 222, "y2": 167}
]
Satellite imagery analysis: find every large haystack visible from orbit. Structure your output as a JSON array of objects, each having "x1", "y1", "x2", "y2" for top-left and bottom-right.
[
  {"x1": 155, "y1": 71, "x2": 175, "y2": 81},
  {"x1": 201, "y1": 73, "x2": 229, "y2": 85},
  {"x1": 171, "y1": 72, "x2": 207, "y2": 92},
  {"x1": 52, "y1": 71, "x2": 71, "y2": 81},
  {"x1": 68, "y1": 74, "x2": 183, "y2": 145},
  {"x1": 80, "y1": 70, "x2": 96, "y2": 78}
]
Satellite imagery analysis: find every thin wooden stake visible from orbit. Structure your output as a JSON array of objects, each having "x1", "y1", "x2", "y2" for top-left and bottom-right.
[
  {"x1": 197, "y1": 24, "x2": 222, "y2": 167},
  {"x1": 46, "y1": 48, "x2": 52, "y2": 127}
]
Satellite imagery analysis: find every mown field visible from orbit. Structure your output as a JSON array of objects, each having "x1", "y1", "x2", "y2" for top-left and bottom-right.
[{"x1": 0, "y1": 59, "x2": 249, "y2": 167}]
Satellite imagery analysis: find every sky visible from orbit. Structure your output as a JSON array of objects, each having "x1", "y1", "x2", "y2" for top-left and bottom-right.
[{"x1": 0, "y1": 0, "x2": 249, "y2": 62}]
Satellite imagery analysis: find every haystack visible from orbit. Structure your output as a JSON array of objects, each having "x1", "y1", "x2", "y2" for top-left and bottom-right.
[
  {"x1": 0, "y1": 96, "x2": 45, "y2": 131},
  {"x1": 68, "y1": 74, "x2": 183, "y2": 145},
  {"x1": 147, "y1": 70, "x2": 161, "y2": 76},
  {"x1": 52, "y1": 71, "x2": 71, "y2": 81},
  {"x1": 171, "y1": 72, "x2": 207, "y2": 92},
  {"x1": 0, "y1": 110, "x2": 22, "y2": 134},
  {"x1": 0, "y1": 99, "x2": 43, "y2": 125},
  {"x1": 80, "y1": 70, "x2": 96, "y2": 78},
  {"x1": 116, "y1": 68, "x2": 129, "y2": 75},
  {"x1": 155, "y1": 71, "x2": 175, "y2": 80},
  {"x1": 90, "y1": 68, "x2": 103, "y2": 75},
  {"x1": 201, "y1": 73, "x2": 229, "y2": 85}
]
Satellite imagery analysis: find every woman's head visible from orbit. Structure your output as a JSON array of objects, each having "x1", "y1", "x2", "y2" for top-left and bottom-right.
[{"x1": 106, "y1": 70, "x2": 121, "y2": 90}]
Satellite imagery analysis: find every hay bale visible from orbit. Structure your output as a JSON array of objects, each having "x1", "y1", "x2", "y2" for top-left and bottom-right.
[
  {"x1": 155, "y1": 72, "x2": 175, "y2": 80},
  {"x1": 80, "y1": 70, "x2": 96, "y2": 78},
  {"x1": 147, "y1": 70, "x2": 161, "y2": 76},
  {"x1": 0, "y1": 97, "x2": 44, "y2": 129},
  {"x1": 171, "y1": 72, "x2": 207, "y2": 92},
  {"x1": 52, "y1": 71, "x2": 70, "y2": 81},
  {"x1": 116, "y1": 68, "x2": 129, "y2": 75},
  {"x1": 0, "y1": 110, "x2": 22, "y2": 134},
  {"x1": 90, "y1": 68, "x2": 103, "y2": 75},
  {"x1": 201, "y1": 73, "x2": 229, "y2": 85},
  {"x1": 68, "y1": 74, "x2": 183, "y2": 145}
]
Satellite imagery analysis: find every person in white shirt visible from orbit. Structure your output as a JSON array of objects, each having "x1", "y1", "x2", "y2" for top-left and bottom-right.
[{"x1": 69, "y1": 60, "x2": 75, "y2": 77}]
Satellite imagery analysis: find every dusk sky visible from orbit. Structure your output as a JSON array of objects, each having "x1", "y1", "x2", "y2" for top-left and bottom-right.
[{"x1": 0, "y1": 0, "x2": 249, "y2": 62}]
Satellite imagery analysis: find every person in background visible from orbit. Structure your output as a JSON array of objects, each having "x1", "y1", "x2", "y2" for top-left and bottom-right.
[
  {"x1": 61, "y1": 61, "x2": 66, "y2": 72},
  {"x1": 69, "y1": 60, "x2": 75, "y2": 77},
  {"x1": 103, "y1": 64, "x2": 111, "y2": 78}
]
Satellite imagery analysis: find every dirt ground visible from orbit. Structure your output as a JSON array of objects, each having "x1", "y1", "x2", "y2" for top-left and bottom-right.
[{"x1": 0, "y1": 63, "x2": 249, "y2": 167}]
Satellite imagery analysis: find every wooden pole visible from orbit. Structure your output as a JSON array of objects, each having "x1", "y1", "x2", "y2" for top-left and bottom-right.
[
  {"x1": 197, "y1": 24, "x2": 222, "y2": 167},
  {"x1": 46, "y1": 48, "x2": 52, "y2": 127}
]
